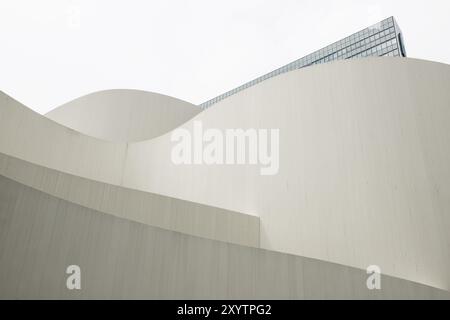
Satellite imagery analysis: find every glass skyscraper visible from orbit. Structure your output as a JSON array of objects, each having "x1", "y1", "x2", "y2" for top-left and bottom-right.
[{"x1": 201, "y1": 16, "x2": 407, "y2": 109}]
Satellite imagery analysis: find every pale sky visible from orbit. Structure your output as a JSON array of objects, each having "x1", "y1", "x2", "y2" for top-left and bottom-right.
[{"x1": 1, "y1": 0, "x2": 449, "y2": 114}]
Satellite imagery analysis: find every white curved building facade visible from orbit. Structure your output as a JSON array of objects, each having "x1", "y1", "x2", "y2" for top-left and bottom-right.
[
  {"x1": 45, "y1": 89, "x2": 201, "y2": 142},
  {"x1": 1, "y1": 57, "x2": 450, "y2": 299}
]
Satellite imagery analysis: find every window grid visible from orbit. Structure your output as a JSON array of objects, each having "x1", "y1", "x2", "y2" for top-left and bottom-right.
[{"x1": 201, "y1": 17, "x2": 404, "y2": 109}]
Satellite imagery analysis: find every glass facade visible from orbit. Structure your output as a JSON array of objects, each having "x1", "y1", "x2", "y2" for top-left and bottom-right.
[{"x1": 201, "y1": 16, "x2": 406, "y2": 109}]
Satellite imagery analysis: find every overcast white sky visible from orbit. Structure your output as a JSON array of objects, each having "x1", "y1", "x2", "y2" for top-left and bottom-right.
[{"x1": 1, "y1": 0, "x2": 449, "y2": 114}]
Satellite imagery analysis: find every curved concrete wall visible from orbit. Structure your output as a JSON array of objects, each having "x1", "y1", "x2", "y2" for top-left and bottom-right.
[
  {"x1": 0, "y1": 152, "x2": 259, "y2": 247},
  {"x1": 122, "y1": 58, "x2": 450, "y2": 290},
  {"x1": 1, "y1": 176, "x2": 448, "y2": 299},
  {"x1": 46, "y1": 89, "x2": 201, "y2": 142},
  {"x1": 1, "y1": 58, "x2": 450, "y2": 294},
  {"x1": 0, "y1": 91, "x2": 126, "y2": 185}
]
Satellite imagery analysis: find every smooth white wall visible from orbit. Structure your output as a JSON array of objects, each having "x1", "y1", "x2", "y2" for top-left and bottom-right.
[
  {"x1": 1, "y1": 58, "x2": 449, "y2": 291},
  {"x1": 123, "y1": 58, "x2": 450, "y2": 290},
  {"x1": 0, "y1": 92, "x2": 126, "y2": 185},
  {"x1": 46, "y1": 89, "x2": 201, "y2": 142}
]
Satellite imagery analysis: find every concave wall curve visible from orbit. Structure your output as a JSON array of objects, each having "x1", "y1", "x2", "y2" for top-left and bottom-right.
[
  {"x1": 122, "y1": 58, "x2": 450, "y2": 291},
  {"x1": 45, "y1": 89, "x2": 201, "y2": 142},
  {"x1": 1, "y1": 58, "x2": 450, "y2": 292}
]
